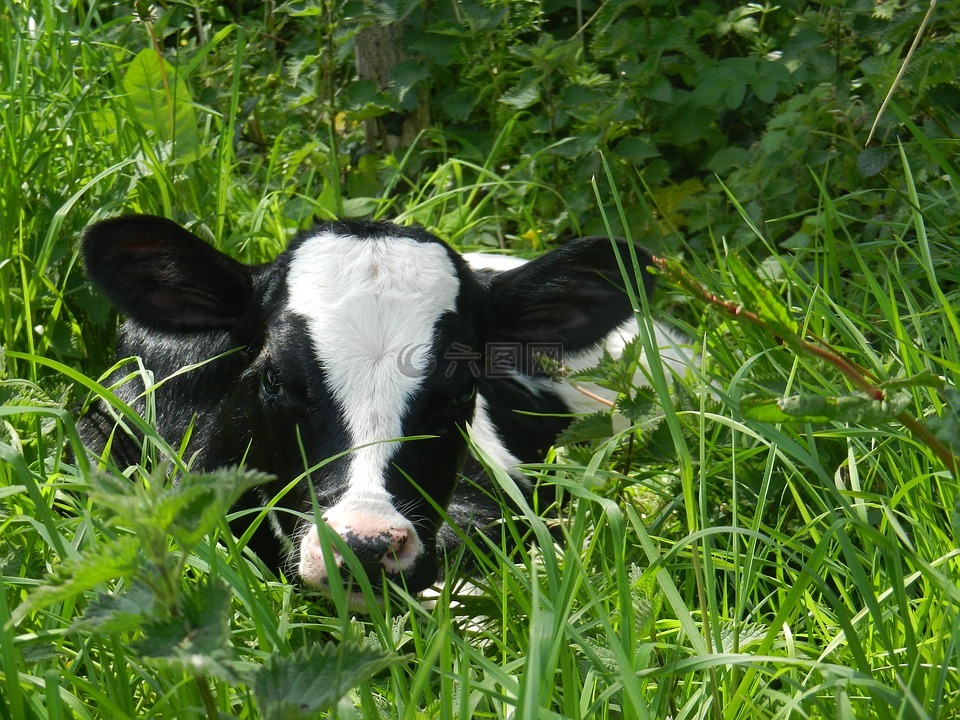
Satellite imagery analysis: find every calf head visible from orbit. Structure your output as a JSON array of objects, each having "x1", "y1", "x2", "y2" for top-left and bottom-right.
[{"x1": 81, "y1": 215, "x2": 653, "y2": 602}]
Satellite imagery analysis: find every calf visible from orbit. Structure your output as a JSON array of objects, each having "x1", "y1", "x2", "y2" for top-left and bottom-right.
[{"x1": 79, "y1": 215, "x2": 678, "y2": 605}]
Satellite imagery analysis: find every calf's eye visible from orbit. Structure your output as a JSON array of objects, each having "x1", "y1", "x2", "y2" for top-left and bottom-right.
[
  {"x1": 454, "y1": 383, "x2": 477, "y2": 406},
  {"x1": 260, "y1": 366, "x2": 284, "y2": 399}
]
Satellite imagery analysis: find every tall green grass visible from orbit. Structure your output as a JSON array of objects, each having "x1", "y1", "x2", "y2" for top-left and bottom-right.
[{"x1": 3, "y1": 2, "x2": 959, "y2": 718}]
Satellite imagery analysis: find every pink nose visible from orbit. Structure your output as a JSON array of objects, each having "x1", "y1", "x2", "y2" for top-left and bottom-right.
[
  {"x1": 335, "y1": 522, "x2": 413, "y2": 577},
  {"x1": 298, "y1": 511, "x2": 421, "y2": 589}
]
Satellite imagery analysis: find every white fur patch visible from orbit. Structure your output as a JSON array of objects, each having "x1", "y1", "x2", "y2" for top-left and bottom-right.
[
  {"x1": 286, "y1": 229, "x2": 461, "y2": 503},
  {"x1": 468, "y1": 394, "x2": 528, "y2": 486},
  {"x1": 466, "y1": 256, "x2": 700, "y2": 474},
  {"x1": 463, "y1": 252, "x2": 527, "y2": 273},
  {"x1": 559, "y1": 318, "x2": 697, "y2": 413}
]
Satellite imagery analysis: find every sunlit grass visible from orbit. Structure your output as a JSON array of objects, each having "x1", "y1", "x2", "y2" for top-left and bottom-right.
[{"x1": 2, "y1": 1, "x2": 960, "y2": 718}]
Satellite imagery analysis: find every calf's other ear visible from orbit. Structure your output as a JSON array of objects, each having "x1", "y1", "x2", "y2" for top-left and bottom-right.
[
  {"x1": 488, "y1": 237, "x2": 655, "y2": 352},
  {"x1": 82, "y1": 215, "x2": 253, "y2": 332}
]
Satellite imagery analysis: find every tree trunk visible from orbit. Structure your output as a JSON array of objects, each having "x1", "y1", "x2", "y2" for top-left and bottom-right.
[{"x1": 354, "y1": 24, "x2": 431, "y2": 151}]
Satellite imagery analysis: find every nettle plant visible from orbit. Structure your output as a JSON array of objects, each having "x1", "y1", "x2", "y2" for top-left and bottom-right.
[
  {"x1": 317, "y1": 0, "x2": 959, "y2": 248},
  {"x1": 11, "y1": 455, "x2": 404, "y2": 717},
  {"x1": 71, "y1": 1, "x2": 960, "y2": 266}
]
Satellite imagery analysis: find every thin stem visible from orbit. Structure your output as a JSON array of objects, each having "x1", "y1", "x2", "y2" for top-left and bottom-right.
[
  {"x1": 655, "y1": 256, "x2": 960, "y2": 479},
  {"x1": 196, "y1": 676, "x2": 219, "y2": 719}
]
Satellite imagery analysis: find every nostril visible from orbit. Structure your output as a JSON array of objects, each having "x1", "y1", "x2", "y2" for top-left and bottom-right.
[
  {"x1": 340, "y1": 525, "x2": 418, "y2": 578},
  {"x1": 383, "y1": 526, "x2": 421, "y2": 574},
  {"x1": 388, "y1": 526, "x2": 409, "y2": 553},
  {"x1": 345, "y1": 532, "x2": 393, "y2": 576}
]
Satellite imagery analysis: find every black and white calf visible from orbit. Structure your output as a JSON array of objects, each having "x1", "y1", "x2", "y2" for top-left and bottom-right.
[{"x1": 79, "y1": 215, "x2": 685, "y2": 605}]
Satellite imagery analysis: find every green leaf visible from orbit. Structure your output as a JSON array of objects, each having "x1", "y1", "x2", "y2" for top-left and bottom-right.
[
  {"x1": 569, "y1": 344, "x2": 637, "y2": 396},
  {"x1": 951, "y1": 496, "x2": 960, "y2": 540},
  {"x1": 123, "y1": 48, "x2": 200, "y2": 162},
  {"x1": 877, "y1": 370, "x2": 945, "y2": 392},
  {"x1": 741, "y1": 391, "x2": 911, "y2": 425},
  {"x1": 691, "y1": 62, "x2": 750, "y2": 109},
  {"x1": 255, "y1": 642, "x2": 406, "y2": 719},
  {"x1": 640, "y1": 75, "x2": 673, "y2": 103},
  {"x1": 550, "y1": 133, "x2": 602, "y2": 158},
  {"x1": 857, "y1": 147, "x2": 892, "y2": 178},
  {"x1": 723, "y1": 77, "x2": 746, "y2": 109},
  {"x1": 500, "y1": 81, "x2": 541, "y2": 110},
  {"x1": 927, "y1": 386, "x2": 960, "y2": 454},
  {"x1": 616, "y1": 391, "x2": 660, "y2": 425},
  {"x1": 407, "y1": 33, "x2": 460, "y2": 68},
  {"x1": 614, "y1": 136, "x2": 659, "y2": 162},
  {"x1": 341, "y1": 197, "x2": 381, "y2": 218},
  {"x1": 84, "y1": 467, "x2": 270, "y2": 559},
  {"x1": 390, "y1": 60, "x2": 431, "y2": 108},
  {"x1": 690, "y1": 73, "x2": 726, "y2": 106},
  {"x1": 343, "y1": 79, "x2": 389, "y2": 120},
  {"x1": 727, "y1": 254, "x2": 799, "y2": 338},
  {"x1": 439, "y1": 85, "x2": 480, "y2": 122},
  {"x1": 752, "y1": 60, "x2": 790, "y2": 104},
  {"x1": 12, "y1": 535, "x2": 141, "y2": 625},
  {"x1": 75, "y1": 581, "x2": 157, "y2": 635},
  {"x1": 753, "y1": 76, "x2": 778, "y2": 103},
  {"x1": 555, "y1": 412, "x2": 614, "y2": 447},
  {"x1": 86, "y1": 467, "x2": 143, "y2": 516},
  {"x1": 167, "y1": 468, "x2": 274, "y2": 549},
  {"x1": 136, "y1": 578, "x2": 243, "y2": 683},
  {"x1": 707, "y1": 146, "x2": 751, "y2": 173}
]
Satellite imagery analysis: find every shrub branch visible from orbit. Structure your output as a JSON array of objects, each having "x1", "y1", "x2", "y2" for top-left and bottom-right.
[{"x1": 654, "y1": 256, "x2": 960, "y2": 479}]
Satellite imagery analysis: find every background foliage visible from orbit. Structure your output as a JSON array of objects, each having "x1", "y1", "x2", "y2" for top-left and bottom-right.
[{"x1": 2, "y1": 0, "x2": 960, "y2": 718}]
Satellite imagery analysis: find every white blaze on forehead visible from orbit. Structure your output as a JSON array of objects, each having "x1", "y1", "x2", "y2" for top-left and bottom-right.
[{"x1": 286, "y1": 229, "x2": 461, "y2": 499}]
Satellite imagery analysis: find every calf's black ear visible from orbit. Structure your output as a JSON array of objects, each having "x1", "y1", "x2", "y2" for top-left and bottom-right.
[
  {"x1": 82, "y1": 215, "x2": 253, "y2": 332},
  {"x1": 487, "y1": 237, "x2": 655, "y2": 352}
]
